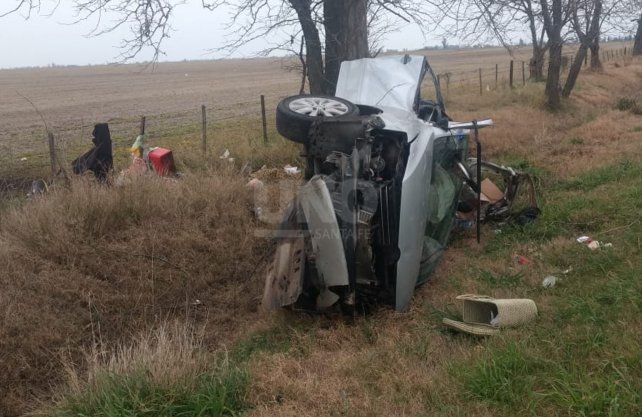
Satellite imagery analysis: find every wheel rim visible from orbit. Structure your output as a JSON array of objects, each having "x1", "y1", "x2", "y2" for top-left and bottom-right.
[{"x1": 289, "y1": 97, "x2": 350, "y2": 117}]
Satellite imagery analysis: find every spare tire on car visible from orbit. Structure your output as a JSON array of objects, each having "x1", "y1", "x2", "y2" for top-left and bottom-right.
[{"x1": 276, "y1": 94, "x2": 359, "y2": 143}]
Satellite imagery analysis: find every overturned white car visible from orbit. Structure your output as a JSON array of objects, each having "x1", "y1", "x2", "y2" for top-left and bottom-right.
[{"x1": 263, "y1": 55, "x2": 496, "y2": 313}]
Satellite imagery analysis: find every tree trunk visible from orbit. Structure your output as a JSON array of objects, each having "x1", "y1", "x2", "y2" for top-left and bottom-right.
[
  {"x1": 290, "y1": 0, "x2": 325, "y2": 94},
  {"x1": 634, "y1": 13, "x2": 642, "y2": 56},
  {"x1": 529, "y1": 45, "x2": 546, "y2": 80},
  {"x1": 545, "y1": 39, "x2": 563, "y2": 109},
  {"x1": 540, "y1": 0, "x2": 564, "y2": 109},
  {"x1": 323, "y1": 0, "x2": 369, "y2": 94},
  {"x1": 562, "y1": 44, "x2": 588, "y2": 97},
  {"x1": 590, "y1": 38, "x2": 602, "y2": 71}
]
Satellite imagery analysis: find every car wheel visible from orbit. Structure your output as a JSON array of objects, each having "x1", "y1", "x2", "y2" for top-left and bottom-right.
[{"x1": 276, "y1": 94, "x2": 359, "y2": 143}]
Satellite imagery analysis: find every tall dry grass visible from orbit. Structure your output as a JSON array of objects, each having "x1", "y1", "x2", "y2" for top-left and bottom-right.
[
  {"x1": 41, "y1": 323, "x2": 248, "y2": 417},
  {"x1": 0, "y1": 169, "x2": 273, "y2": 416}
]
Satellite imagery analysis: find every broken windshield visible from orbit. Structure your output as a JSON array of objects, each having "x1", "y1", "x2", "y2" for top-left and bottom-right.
[{"x1": 335, "y1": 55, "x2": 442, "y2": 113}]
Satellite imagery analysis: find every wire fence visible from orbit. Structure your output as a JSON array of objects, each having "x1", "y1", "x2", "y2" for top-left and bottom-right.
[
  {"x1": 433, "y1": 45, "x2": 635, "y2": 98},
  {"x1": 0, "y1": 44, "x2": 636, "y2": 195}
]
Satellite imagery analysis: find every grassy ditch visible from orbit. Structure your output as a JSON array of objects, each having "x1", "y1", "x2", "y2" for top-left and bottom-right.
[{"x1": 1, "y1": 60, "x2": 640, "y2": 417}]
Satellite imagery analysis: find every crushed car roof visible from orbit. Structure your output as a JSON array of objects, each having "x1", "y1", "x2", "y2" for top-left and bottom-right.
[{"x1": 335, "y1": 55, "x2": 427, "y2": 113}]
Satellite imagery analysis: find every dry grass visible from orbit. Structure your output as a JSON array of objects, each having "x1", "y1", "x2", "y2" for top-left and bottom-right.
[
  {"x1": 0, "y1": 57, "x2": 640, "y2": 417},
  {"x1": 60, "y1": 323, "x2": 210, "y2": 395},
  {"x1": 41, "y1": 323, "x2": 248, "y2": 417},
  {"x1": 0, "y1": 169, "x2": 276, "y2": 416}
]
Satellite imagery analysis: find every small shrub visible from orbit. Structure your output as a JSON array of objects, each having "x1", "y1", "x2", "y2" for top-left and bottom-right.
[
  {"x1": 570, "y1": 137, "x2": 584, "y2": 145},
  {"x1": 615, "y1": 97, "x2": 640, "y2": 113}
]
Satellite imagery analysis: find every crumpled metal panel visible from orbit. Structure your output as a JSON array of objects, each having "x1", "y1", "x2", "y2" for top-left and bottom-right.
[
  {"x1": 299, "y1": 177, "x2": 350, "y2": 288},
  {"x1": 262, "y1": 237, "x2": 305, "y2": 310},
  {"x1": 394, "y1": 127, "x2": 437, "y2": 311},
  {"x1": 335, "y1": 55, "x2": 426, "y2": 113}
]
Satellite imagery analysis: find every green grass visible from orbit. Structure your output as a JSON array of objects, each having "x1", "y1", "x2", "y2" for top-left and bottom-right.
[
  {"x1": 52, "y1": 369, "x2": 248, "y2": 417},
  {"x1": 230, "y1": 327, "x2": 293, "y2": 363},
  {"x1": 445, "y1": 159, "x2": 642, "y2": 416},
  {"x1": 478, "y1": 270, "x2": 524, "y2": 289},
  {"x1": 452, "y1": 341, "x2": 542, "y2": 408}
]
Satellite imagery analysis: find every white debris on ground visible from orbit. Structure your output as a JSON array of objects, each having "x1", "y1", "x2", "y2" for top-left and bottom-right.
[
  {"x1": 577, "y1": 235, "x2": 613, "y2": 250},
  {"x1": 283, "y1": 164, "x2": 301, "y2": 175}
]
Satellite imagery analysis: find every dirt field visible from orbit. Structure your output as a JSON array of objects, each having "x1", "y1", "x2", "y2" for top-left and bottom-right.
[{"x1": 0, "y1": 41, "x2": 630, "y2": 181}]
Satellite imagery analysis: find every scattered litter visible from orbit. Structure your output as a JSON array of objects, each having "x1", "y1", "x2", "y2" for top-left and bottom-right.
[
  {"x1": 246, "y1": 178, "x2": 265, "y2": 219},
  {"x1": 251, "y1": 165, "x2": 296, "y2": 181},
  {"x1": 19, "y1": 157, "x2": 27, "y2": 162},
  {"x1": 480, "y1": 178, "x2": 505, "y2": 204},
  {"x1": 513, "y1": 254, "x2": 532, "y2": 265},
  {"x1": 283, "y1": 164, "x2": 301, "y2": 175},
  {"x1": 218, "y1": 148, "x2": 234, "y2": 163},
  {"x1": 576, "y1": 235, "x2": 591, "y2": 243},
  {"x1": 493, "y1": 229, "x2": 502, "y2": 234},
  {"x1": 443, "y1": 294, "x2": 538, "y2": 336},
  {"x1": 561, "y1": 267, "x2": 573, "y2": 275},
  {"x1": 246, "y1": 178, "x2": 264, "y2": 190},
  {"x1": 130, "y1": 134, "x2": 147, "y2": 158},
  {"x1": 587, "y1": 240, "x2": 601, "y2": 250},
  {"x1": 577, "y1": 235, "x2": 612, "y2": 250},
  {"x1": 542, "y1": 275, "x2": 558, "y2": 288},
  {"x1": 27, "y1": 179, "x2": 48, "y2": 199},
  {"x1": 71, "y1": 123, "x2": 113, "y2": 182},
  {"x1": 577, "y1": 235, "x2": 613, "y2": 250},
  {"x1": 148, "y1": 147, "x2": 176, "y2": 176}
]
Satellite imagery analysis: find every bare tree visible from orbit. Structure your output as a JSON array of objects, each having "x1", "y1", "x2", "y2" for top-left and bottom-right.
[
  {"x1": 539, "y1": 0, "x2": 572, "y2": 109},
  {"x1": 432, "y1": 0, "x2": 550, "y2": 80},
  {"x1": 1, "y1": 0, "x2": 46, "y2": 17},
  {"x1": 64, "y1": 1, "x2": 435, "y2": 94},
  {"x1": 562, "y1": 0, "x2": 602, "y2": 97},
  {"x1": 602, "y1": 0, "x2": 641, "y2": 56},
  {"x1": 635, "y1": 12, "x2": 642, "y2": 55}
]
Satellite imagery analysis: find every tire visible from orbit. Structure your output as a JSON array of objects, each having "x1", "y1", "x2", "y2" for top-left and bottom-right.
[{"x1": 276, "y1": 94, "x2": 359, "y2": 143}]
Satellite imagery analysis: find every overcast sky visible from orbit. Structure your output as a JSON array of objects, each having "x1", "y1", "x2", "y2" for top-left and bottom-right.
[{"x1": 0, "y1": 1, "x2": 432, "y2": 69}]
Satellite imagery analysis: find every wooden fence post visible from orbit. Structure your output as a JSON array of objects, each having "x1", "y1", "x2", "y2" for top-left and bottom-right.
[
  {"x1": 260, "y1": 95, "x2": 268, "y2": 145},
  {"x1": 509, "y1": 60, "x2": 514, "y2": 88},
  {"x1": 47, "y1": 131, "x2": 56, "y2": 176},
  {"x1": 201, "y1": 105, "x2": 207, "y2": 156},
  {"x1": 495, "y1": 63, "x2": 498, "y2": 89},
  {"x1": 522, "y1": 61, "x2": 526, "y2": 86},
  {"x1": 478, "y1": 68, "x2": 482, "y2": 95},
  {"x1": 446, "y1": 73, "x2": 450, "y2": 98},
  {"x1": 139, "y1": 116, "x2": 146, "y2": 136}
]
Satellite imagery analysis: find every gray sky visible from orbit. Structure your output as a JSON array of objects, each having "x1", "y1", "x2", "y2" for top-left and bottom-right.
[{"x1": 0, "y1": 1, "x2": 431, "y2": 69}]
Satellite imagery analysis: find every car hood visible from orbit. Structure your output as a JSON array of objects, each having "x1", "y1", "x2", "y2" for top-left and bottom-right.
[{"x1": 335, "y1": 55, "x2": 426, "y2": 114}]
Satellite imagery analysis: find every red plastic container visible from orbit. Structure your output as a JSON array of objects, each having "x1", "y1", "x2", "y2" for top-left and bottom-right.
[{"x1": 148, "y1": 148, "x2": 176, "y2": 176}]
